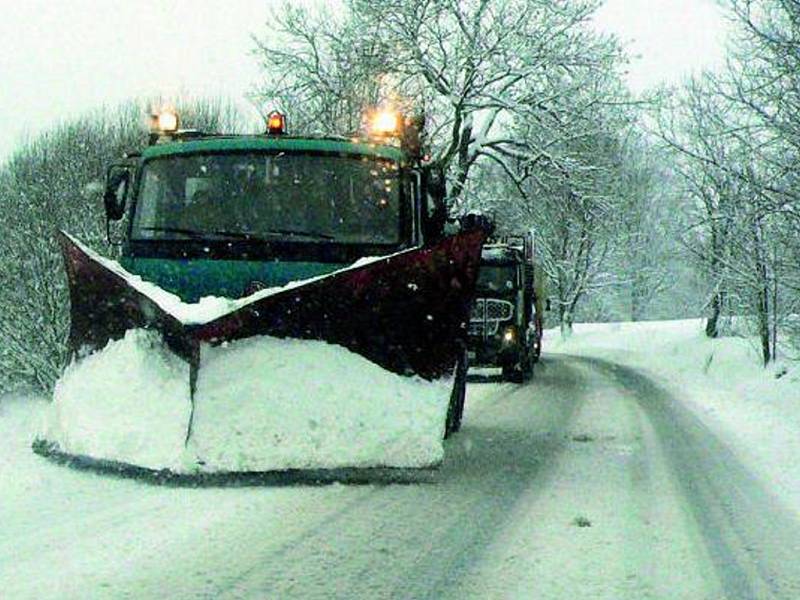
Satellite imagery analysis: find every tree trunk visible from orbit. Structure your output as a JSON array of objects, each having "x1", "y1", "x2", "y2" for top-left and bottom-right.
[
  {"x1": 753, "y1": 218, "x2": 771, "y2": 366},
  {"x1": 705, "y1": 290, "x2": 722, "y2": 338},
  {"x1": 705, "y1": 224, "x2": 723, "y2": 338},
  {"x1": 757, "y1": 283, "x2": 770, "y2": 366},
  {"x1": 558, "y1": 302, "x2": 572, "y2": 337},
  {"x1": 560, "y1": 313, "x2": 573, "y2": 337},
  {"x1": 771, "y1": 245, "x2": 779, "y2": 363},
  {"x1": 631, "y1": 283, "x2": 643, "y2": 322}
]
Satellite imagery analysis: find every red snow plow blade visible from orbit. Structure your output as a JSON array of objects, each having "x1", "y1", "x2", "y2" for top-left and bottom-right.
[
  {"x1": 45, "y1": 229, "x2": 486, "y2": 475},
  {"x1": 58, "y1": 229, "x2": 486, "y2": 381}
]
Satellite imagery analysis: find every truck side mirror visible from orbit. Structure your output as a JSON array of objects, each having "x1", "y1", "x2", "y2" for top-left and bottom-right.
[
  {"x1": 424, "y1": 165, "x2": 446, "y2": 203},
  {"x1": 421, "y1": 165, "x2": 448, "y2": 240},
  {"x1": 104, "y1": 165, "x2": 131, "y2": 221},
  {"x1": 459, "y1": 213, "x2": 495, "y2": 236}
]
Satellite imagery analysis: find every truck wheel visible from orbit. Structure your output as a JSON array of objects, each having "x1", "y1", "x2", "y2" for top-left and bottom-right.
[
  {"x1": 503, "y1": 351, "x2": 532, "y2": 383},
  {"x1": 521, "y1": 353, "x2": 534, "y2": 382},
  {"x1": 502, "y1": 364, "x2": 524, "y2": 383},
  {"x1": 445, "y1": 346, "x2": 468, "y2": 438}
]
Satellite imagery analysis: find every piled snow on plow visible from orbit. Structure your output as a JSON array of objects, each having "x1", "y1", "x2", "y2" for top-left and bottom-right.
[
  {"x1": 66, "y1": 233, "x2": 401, "y2": 325},
  {"x1": 45, "y1": 330, "x2": 192, "y2": 470},
  {"x1": 42, "y1": 330, "x2": 452, "y2": 473}
]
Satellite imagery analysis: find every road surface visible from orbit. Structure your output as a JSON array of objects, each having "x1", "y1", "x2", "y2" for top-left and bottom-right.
[{"x1": 3, "y1": 355, "x2": 800, "y2": 599}]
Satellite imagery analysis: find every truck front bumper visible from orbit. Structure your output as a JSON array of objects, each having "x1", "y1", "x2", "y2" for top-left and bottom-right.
[{"x1": 467, "y1": 335, "x2": 520, "y2": 368}]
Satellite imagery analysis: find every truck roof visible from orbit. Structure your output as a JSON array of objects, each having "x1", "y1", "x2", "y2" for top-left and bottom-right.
[{"x1": 141, "y1": 135, "x2": 407, "y2": 162}]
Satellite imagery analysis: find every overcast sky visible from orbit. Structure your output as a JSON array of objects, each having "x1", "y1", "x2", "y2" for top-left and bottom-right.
[
  {"x1": 0, "y1": 0, "x2": 729, "y2": 161},
  {"x1": 593, "y1": 0, "x2": 729, "y2": 91},
  {"x1": 0, "y1": 0, "x2": 267, "y2": 159}
]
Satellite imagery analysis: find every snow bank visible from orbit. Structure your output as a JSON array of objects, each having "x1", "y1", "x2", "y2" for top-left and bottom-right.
[
  {"x1": 45, "y1": 329, "x2": 192, "y2": 470},
  {"x1": 546, "y1": 319, "x2": 773, "y2": 385},
  {"x1": 44, "y1": 329, "x2": 452, "y2": 472},
  {"x1": 65, "y1": 233, "x2": 401, "y2": 325},
  {"x1": 1, "y1": 394, "x2": 49, "y2": 496},
  {"x1": 189, "y1": 336, "x2": 451, "y2": 471}
]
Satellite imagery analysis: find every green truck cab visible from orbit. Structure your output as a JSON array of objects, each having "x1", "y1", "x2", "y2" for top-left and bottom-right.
[{"x1": 105, "y1": 114, "x2": 449, "y2": 302}]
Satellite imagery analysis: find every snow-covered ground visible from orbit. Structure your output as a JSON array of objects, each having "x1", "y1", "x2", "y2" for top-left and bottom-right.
[
  {"x1": 3, "y1": 319, "x2": 800, "y2": 598},
  {"x1": 548, "y1": 319, "x2": 800, "y2": 518}
]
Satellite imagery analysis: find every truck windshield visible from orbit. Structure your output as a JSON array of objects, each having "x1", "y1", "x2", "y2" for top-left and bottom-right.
[
  {"x1": 477, "y1": 264, "x2": 517, "y2": 292},
  {"x1": 131, "y1": 152, "x2": 402, "y2": 244}
]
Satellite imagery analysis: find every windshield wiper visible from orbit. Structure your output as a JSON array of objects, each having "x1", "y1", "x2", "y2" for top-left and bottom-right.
[
  {"x1": 196, "y1": 228, "x2": 335, "y2": 242},
  {"x1": 137, "y1": 226, "x2": 241, "y2": 240},
  {"x1": 258, "y1": 228, "x2": 335, "y2": 241},
  {"x1": 138, "y1": 226, "x2": 334, "y2": 242}
]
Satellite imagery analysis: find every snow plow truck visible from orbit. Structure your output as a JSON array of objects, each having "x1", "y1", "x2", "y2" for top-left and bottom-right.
[
  {"x1": 35, "y1": 107, "x2": 491, "y2": 475},
  {"x1": 467, "y1": 232, "x2": 545, "y2": 382}
]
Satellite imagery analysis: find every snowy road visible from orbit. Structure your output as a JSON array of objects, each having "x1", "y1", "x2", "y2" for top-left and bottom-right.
[{"x1": 4, "y1": 354, "x2": 800, "y2": 599}]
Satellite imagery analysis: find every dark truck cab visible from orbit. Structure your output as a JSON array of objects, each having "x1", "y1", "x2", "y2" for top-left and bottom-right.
[{"x1": 467, "y1": 232, "x2": 544, "y2": 382}]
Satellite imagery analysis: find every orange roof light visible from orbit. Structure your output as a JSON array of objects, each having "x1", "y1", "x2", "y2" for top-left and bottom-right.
[
  {"x1": 150, "y1": 108, "x2": 180, "y2": 134},
  {"x1": 267, "y1": 111, "x2": 286, "y2": 135},
  {"x1": 369, "y1": 108, "x2": 402, "y2": 138}
]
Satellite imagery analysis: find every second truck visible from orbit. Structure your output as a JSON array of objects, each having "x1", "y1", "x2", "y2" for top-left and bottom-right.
[{"x1": 467, "y1": 232, "x2": 545, "y2": 382}]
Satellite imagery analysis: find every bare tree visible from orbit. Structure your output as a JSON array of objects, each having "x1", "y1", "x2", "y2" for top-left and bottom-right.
[
  {"x1": 253, "y1": 0, "x2": 639, "y2": 333},
  {"x1": 253, "y1": 0, "x2": 624, "y2": 207}
]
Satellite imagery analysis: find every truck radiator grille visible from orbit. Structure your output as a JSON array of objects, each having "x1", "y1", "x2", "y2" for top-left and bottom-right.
[{"x1": 469, "y1": 299, "x2": 514, "y2": 335}]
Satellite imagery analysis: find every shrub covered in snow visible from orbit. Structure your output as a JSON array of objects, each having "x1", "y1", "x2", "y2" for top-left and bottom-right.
[{"x1": 0, "y1": 98, "x2": 244, "y2": 393}]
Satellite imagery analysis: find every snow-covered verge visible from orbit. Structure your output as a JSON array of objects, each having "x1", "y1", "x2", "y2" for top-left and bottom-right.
[
  {"x1": 546, "y1": 319, "x2": 800, "y2": 515},
  {"x1": 42, "y1": 329, "x2": 452, "y2": 472},
  {"x1": 0, "y1": 393, "x2": 49, "y2": 499}
]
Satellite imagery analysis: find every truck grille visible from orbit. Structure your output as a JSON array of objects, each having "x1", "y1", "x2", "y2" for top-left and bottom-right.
[{"x1": 469, "y1": 298, "x2": 514, "y2": 335}]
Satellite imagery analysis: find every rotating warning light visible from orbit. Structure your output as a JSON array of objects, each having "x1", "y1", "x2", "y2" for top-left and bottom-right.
[
  {"x1": 369, "y1": 108, "x2": 402, "y2": 137},
  {"x1": 152, "y1": 109, "x2": 179, "y2": 133},
  {"x1": 267, "y1": 111, "x2": 286, "y2": 135}
]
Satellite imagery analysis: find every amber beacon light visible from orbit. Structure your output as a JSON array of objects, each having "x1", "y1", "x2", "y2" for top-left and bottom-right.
[{"x1": 267, "y1": 111, "x2": 287, "y2": 135}]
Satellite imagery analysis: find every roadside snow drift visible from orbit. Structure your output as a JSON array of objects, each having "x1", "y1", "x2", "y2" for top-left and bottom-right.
[{"x1": 43, "y1": 329, "x2": 452, "y2": 472}]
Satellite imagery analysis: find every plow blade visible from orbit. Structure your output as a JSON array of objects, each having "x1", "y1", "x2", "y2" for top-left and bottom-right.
[
  {"x1": 44, "y1": 229, "x2": 486, "y2": 474},
  {"x1": 58, "y1": 229, "x2": 485, "y2": 379}
]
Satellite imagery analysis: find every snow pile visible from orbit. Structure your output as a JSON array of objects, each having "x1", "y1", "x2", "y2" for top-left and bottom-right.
[
  {"x1": 44, "y1": 329, "x2": 192, "y2": 470},
  {"x1": 43, "y1": 329, "x2": 452, "y2": 472},
  {"x1": 66, "y1": 233, "x2": 402, "y2": 325},
  {"x1": 189, "y1": 336, "x2": 451, "y2": 471}
]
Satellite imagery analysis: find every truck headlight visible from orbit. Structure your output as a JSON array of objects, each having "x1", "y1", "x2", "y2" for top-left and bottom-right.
[{"x1": 502, "y1": 326, "x2": 517, "y2": 344}]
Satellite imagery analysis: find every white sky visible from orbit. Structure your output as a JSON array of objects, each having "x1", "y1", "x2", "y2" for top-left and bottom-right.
[
  {"x1": 593, "y1": 0, "x2": 729, "y2": 92},
  {"x1": 0, "y1": 0, "x2": 268, "y2": 159},
  {"x1": 0, "y1": 0, "x2": 729, "y2": 161}
]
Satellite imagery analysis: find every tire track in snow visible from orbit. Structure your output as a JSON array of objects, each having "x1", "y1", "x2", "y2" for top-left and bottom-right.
[
  {"x1": 390, "y1": 359, "x2": 586, "y2": 600},
  {"x1": 202, "y1": 488, "x2": 389, "y2": 598},
  {"x1": 582, "y1": 356, "x2": 800, "y2": 600},
  {"x1": 211, "y1": 358, "x2": 585, "y2": 599},
  {"x1": 447, "y1": 357, "x2": 724, "y2": 599}
]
